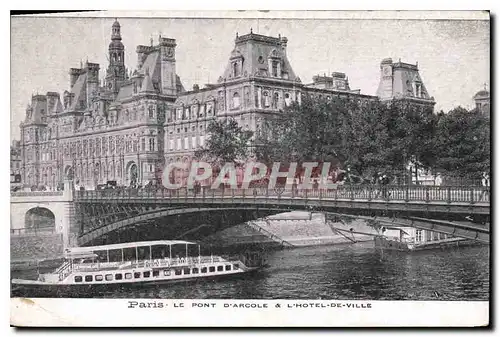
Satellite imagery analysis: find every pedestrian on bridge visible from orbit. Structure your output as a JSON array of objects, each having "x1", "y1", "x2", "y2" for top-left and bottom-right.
[
  {"x1": 378, "y1": 174, "x2": 390, "y2": 199},
  {"x1": 479, "y1": 172, "x2": 489, "y2": 201},
  {"x1": 435, "y1": 173, "x2": 443, "y2": 187}
]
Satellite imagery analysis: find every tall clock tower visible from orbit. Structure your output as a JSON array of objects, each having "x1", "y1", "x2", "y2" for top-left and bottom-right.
[{"x1": 105, "y1": 19, "x2": 126, "y2": 96}]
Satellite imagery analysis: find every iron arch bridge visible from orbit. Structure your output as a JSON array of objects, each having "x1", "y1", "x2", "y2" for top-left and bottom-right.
[{"x1": 74, "y1": 185, "x2": 490, "y2": 246}]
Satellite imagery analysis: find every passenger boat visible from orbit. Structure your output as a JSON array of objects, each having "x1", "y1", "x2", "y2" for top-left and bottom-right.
[
  {"x1": 328, "y1": 223, "x2": 483, "y2": 252},
  {"x1": 373, "y1": 227, "x2": 483, "y2": 251},
  {"x1": 11, "y1": 240, "x2": 268, "y2": 297}
]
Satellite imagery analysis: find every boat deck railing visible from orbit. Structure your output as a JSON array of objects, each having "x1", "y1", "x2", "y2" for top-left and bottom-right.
[
  {"x1": 67, "y1": 256, "x2": 235, "y2": 273},
  {"x1": 53, "y1": 261, "x2": 72, "y2": 281},
  {"x1": 382, "y1": 235, "x2": 467, "y2": 246}
]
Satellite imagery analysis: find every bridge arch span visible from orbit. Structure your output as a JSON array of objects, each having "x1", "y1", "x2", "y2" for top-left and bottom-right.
[
  {"x1": 78, "y1": 203, "x2": 491, "y2": 247},
  {"x1": 78, "y1": 207, "x2": 284, "y2": 246}
]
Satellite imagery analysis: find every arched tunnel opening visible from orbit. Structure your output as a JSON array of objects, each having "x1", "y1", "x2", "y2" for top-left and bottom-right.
[{"x1": 25, "y1": 207, "x2": 55, "y2": 233}]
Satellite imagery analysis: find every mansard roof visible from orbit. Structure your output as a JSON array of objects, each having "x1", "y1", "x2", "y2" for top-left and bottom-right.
[
  {"x1": 116, "y1": 81, "x2": 135, "y2": 101},
  {"x1": 174, "y1": 86, "x2": 218, "y2": 106},
  {"x1": 175, "y1": 75, "x2": 185, "y2": 93},
  {"x1": 140, "y1": 70, "x2": 156, "y2": 93},
  {"x1": 139, "y1": 51, "x2": 161, "y2": 83},
  {"x1": 70, "y1": 71, "x2": 87, "y2": 110},
  {"x1": 25, "y1": 95, "x2": 47, "y2": 124},
  {"x1": 219, "y1": 32, "x2": 298, "y2": 81}
]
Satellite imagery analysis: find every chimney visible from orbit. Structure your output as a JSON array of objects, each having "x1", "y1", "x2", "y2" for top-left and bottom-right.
[
  {"x1": 69, "y1": 68, "x2": 82, "y2": 89},
  {"x1": 280, "y1": 36, "x2": 288, "y2": 57}
]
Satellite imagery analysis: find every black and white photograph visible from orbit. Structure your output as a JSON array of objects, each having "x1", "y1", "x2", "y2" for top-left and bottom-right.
[{"x1": 9, "y1": 10, "x2": 490, "y2": 327}]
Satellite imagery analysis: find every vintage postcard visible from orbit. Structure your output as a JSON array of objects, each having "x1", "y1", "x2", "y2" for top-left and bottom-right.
[{"x1": 9, "y1": 10, "x2": 490, "y2": 327}]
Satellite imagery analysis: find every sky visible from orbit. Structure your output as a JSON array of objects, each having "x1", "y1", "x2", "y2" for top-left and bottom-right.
[{"x1": 10, "y1": 13, "x2": 490, "y2": 141}]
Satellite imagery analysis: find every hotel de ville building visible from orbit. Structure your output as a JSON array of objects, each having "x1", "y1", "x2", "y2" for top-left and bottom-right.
[{"x1": 19, "y1": 20, "x2": 435, "y2": 189}]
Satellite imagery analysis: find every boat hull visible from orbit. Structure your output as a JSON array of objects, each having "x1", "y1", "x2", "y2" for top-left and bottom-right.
[
  {"x1": 374, "y1": 236, "x2": 486, "y2": 252},
  {"x1": 11, "y1": 267, "x2": 265, "y2": 298}
]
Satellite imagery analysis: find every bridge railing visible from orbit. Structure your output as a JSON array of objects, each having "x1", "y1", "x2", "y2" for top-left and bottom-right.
[
  {"x1": 10, "y1": 226, "x2": 57, "y2": 236},
  {"x1": 11, "y1": 191, "x2": 64, "y2": 197},
  {"x1": 75, "y1": 185, "x2": 490, "y2": 204}
]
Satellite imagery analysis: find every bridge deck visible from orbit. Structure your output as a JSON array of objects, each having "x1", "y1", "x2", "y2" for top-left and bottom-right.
[
  {"x1": 74, "y1": 185, "x2": 490, "y2": 204},
  {"x1": 73, "y1": 186, "x2": 490, "y2": 217}
]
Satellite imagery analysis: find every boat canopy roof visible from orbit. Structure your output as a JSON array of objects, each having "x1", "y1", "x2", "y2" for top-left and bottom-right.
[
  {"x1": 64, "y1": 252, "x2": 98, "y2": 259},
  {"x1": 383, "y1": 226, "x2": 410, "y2": 235},
  {"x1": 67, "y1": 240, "x2": 197, "y2": 254}
]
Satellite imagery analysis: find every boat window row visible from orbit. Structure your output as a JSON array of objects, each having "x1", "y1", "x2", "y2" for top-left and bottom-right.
[
  {"x1": 74, "y1": 264, "x2": 239, "y2": 283},
  {"x1": 87, "y1": 245, "x2": 212, "y2": 263}
]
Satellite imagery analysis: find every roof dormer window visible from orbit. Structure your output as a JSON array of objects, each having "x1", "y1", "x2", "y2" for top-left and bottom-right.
[
  {"x1": 272, "y1": 61, "x2": 279, "y2": 77},
  {"x1": 233, "y1": 62, "x2": 238, "y2": 77},
  {"x1": 415, "y1": 82, "x2": 422, "y2": 98}
]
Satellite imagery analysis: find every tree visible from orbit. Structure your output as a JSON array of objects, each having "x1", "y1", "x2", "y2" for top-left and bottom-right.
[
  {"x1": 433, "y1": 107, "x2": 490, "y2": 177},
  {"x1": 255, "y1": 94, "x2": 439, "y2": 181},
  {"x1": 194, "y1": 118, "x2": 253, "y2": 169},
  {"x1": 255, "y1": 94, "x2": 351, "y2": 175}
]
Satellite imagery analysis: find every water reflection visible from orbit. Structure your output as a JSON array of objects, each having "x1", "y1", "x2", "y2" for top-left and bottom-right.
[{"x1": 11, "y1": 242, "x2": 489, "y2": 300}]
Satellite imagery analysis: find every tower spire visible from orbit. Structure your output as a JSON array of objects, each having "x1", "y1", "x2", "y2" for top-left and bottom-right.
[
  {"x1": 106, "y1": 19, "x2": 126, "y2": 95},
  {"x1": 111, "y1": 18, "x2": 122, "y2": 41}
]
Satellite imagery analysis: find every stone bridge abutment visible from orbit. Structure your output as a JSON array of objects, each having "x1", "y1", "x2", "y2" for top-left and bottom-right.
[{"x1": 10, "y1": 180, "x2": 76, "y2": 249}]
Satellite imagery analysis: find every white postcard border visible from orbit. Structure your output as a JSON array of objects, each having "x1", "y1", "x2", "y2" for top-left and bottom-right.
[
  {"x1": 10, "y1": 298, "x2": 489, "y2": 327},
  {"x1": 5, "y1": 6, "x2": 495, "y2": 330}
]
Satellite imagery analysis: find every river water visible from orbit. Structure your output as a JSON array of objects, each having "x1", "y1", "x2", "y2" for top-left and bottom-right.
[{"x1": 13, "y1": 241, "x2": 489, "y2": 300}]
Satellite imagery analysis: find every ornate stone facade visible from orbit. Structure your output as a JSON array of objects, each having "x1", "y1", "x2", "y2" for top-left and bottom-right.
[
  {"x1": 20, "y1": 20, "x2": 180, "y2": 189},
  {"x1": 19, "y1": 20, "x2": 435, "y2": 189}
]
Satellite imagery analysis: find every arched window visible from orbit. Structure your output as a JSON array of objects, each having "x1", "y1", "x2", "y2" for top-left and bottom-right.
[
  {"x1": 273, "y1": 92, "x2": 279, "y2": 108},
  {"x1": 263, "y1": 91, "x2": 270, "y2": 107},
  {"x1": 95, "y1": 163, "x2": 100, "y2": 181},
  {"x1": 149, "y1": 138, "x2": 155, "y2": 152},
  {"x1": 141, "y1": 138, "x2": 146, "y2": 151},
  {"x1": 96, "y1": 139, "x2": 101, "y2": 157},
  {"x1": 206, "y1": 103, "x2": 213, "y2": 115},
  {"x1": 233, "y1": 92, "x2": 240, "y2": 109},
  {"x1": 284, "y1": 93, "x2": 291, "y2": 106},
  {"x1": 233, "y1": 62, "x2": 238, "y2": 77},
  {"x1": 148, "y1": 105, "x2": 154, "y2": 118}
]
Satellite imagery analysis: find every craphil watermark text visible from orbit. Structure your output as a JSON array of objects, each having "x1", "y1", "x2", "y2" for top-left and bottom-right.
[{"x1": 162, "y1": 161, "x2": 341, "y2": 190}]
